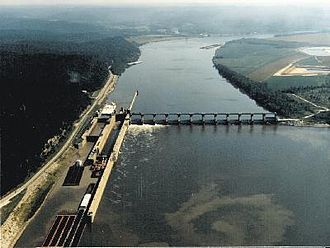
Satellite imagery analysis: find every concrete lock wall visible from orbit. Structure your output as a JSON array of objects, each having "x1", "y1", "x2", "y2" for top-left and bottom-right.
[
  {"x1": 93, "y1": 116, "x2": 115, "y2": 156},
  {"x1": 88, "y1": 117, "x2": 130, "y2": 222}
]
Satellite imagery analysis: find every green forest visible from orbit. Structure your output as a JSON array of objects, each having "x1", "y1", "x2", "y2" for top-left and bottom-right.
[{"x1": 0, "y1": 35, "x2": 140, "y2": 195}]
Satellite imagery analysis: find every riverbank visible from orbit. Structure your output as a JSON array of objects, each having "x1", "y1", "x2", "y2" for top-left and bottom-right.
[
  {"x1": 212, "y1": 37, "x2": 330, "y2": 126},
  {"x1": 1, "y1": 36, "x2": 140, "y2": 196},
  {"x1": 75, "y1": 36, "x2": 330, "y2": 246},
  {"x1": 0, "y1": 74, "x2": 119, "y2": 247},
  {"x1": 212, "y1": 61, "x2": 330, "y2": 126},
  {"x1": 127, "y1": 34, "x2": 188, "y2": 46}
]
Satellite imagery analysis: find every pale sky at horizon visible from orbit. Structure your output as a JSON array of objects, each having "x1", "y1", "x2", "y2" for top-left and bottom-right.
[{"x1": 0, "y1": 0, "x2": 329, "y2": 6}]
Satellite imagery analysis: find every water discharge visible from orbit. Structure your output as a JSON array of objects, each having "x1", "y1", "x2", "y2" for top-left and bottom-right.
[{"x1": 80, "y1": 37, "x2": 330, "y2": 246}]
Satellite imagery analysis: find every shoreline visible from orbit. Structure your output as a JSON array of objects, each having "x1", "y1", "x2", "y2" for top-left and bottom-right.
[
  {"x1": 0, "y1": 74, "x2": 119, "y2": 248},
  {"x1": 2, "y1": 34, "x2": 328, "y2": 247},
  {"x1": 130, "y1": 35, "x2": 329, "y2": 129},
  {"x1": 1, "y1": 175, "x2": 56, "y2": 248},
  {"x1": 278, "y1": 121, "x2": 330, "y2": 128},
  {"x1": 127, "y1": 34, "x2": 189, "y2": 46},
  {"x1": 212, "y1": 61, "x2": 330, "y2": 128},
  {"x1": 126, "y1": 34, "x2": 203, "y2": 46}
]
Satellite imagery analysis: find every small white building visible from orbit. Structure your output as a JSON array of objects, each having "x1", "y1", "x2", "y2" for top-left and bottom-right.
[
  {"x1": 98, "y1": 102, "x2": 116, "y2": 123},
  {"x1": 100, "y1": 102, "x2": 116, "y2": 116}
]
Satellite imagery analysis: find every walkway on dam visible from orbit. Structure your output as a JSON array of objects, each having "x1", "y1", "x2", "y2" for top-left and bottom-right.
[{"x1": 129, "y1": 112, "x2": 278, "y2": 125}]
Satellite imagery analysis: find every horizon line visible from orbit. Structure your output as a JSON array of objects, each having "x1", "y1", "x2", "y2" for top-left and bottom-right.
[{"x1": 1, "y1": 0, "x2": 330, "y2": 7}]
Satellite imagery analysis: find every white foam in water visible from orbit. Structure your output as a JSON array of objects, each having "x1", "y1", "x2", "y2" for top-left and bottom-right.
[
  {"x1": 128, "y1": 124, "x2": 166, "y2": 136},
  {"x1": 118, "y1": 124, "x2": 166, "y2": 172}
]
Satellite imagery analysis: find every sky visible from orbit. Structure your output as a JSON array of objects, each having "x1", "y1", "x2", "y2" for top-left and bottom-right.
[{"x1": 0, "y1": 0, "x2": 329, "y2": 6}]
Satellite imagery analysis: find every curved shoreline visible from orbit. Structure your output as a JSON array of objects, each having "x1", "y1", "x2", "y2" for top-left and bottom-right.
[
  {"x1": 212, "y1": 61, "x2": 330, "y2": 127},
  {"x1": 3, "y1": 35, "x2": 329, "y2": 247}
]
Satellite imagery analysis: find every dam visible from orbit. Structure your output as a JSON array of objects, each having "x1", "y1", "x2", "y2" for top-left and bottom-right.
[
  {"x1": 41, "y1": 85, "x2": 280, "y2": 247},
  {"x1": 129, "y1": 112, "x2": 278, "y2": 125},
  {"x1": 16, "y1": 37, "x2": 330, "y2": 247},
  {"x1": 79, "y1": 38, "x2": 330, "y2": 246}
]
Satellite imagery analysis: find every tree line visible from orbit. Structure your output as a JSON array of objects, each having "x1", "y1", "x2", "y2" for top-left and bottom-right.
[{"x1": 0, "y1": 37, "x2": 140, "y2": 195}]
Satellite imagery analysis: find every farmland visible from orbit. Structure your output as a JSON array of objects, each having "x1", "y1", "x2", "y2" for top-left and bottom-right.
[
  {"x1": 213, "y1": 34, "x2": 330, "y2": 123},
  {"x1": 317, "y1": 56, "x2": 330, "y2": 67},
  {"x1": 267, "y1": 76, "x2": 328, "y2": 91},
  {"x1": 297, "y1": 56, "x2": 322, "y2": 66},
  {"x1": 214, "y1": 37, "x2": 330, "y2": 89},
  {"x1": 213, "y1": 38, "x2": 304, "y2": 81},
  {"x1": 272, "y1": 33, "x2": 330, "y2": 46}
]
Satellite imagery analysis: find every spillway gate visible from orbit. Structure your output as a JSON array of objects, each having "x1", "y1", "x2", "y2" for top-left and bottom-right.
[{"x1": 129, "y1": 112, "x2": 278, "y2": 125}]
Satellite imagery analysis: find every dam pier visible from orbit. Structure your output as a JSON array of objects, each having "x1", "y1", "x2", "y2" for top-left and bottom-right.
[{"x1": 129, "y1": 112, "x2": 278, "y2": 125}]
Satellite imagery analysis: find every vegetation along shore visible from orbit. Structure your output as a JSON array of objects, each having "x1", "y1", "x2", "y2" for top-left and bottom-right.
[
  {"x1": 1, "y1": 35, "x2": 140, "y2": 196},
  {"x1": 213, "y1": 33, "x2": 330, "y2": 125}
]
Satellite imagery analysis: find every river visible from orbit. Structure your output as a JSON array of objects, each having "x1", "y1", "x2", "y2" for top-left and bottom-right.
[{"x1": 80, "y1": 37, "x2": 330, "y2": 246}]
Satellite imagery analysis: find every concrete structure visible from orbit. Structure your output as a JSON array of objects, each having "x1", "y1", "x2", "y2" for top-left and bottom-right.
[
  {"x1": 88, "y1": 91, "x2": 138, "y2": 223},
  {"x1": 100, "y1": 102, "x2": 116, "y2": 116},
  {"x1": 129, "y1": 112, "x2": 278, "y2": 125},
  {"x1": 86, "y1": 116, "x2": 116, "y2": 164},
  {"x1": 88, "y1": 117, "x2": 130, "y2": 223},
  {"x1": 86, "y1": 122, "x2": 106, "y2": 143},
  {"x1": 98, "y1": 102, "x2": 116, "y2": 123}
]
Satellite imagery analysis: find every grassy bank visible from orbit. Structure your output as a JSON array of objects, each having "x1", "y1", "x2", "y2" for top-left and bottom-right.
[
  {"x1": 1, "y1": 172, "x2": 57, "y2": 248},
  {"x1": 16, "y1": 180, "x2": 55, "y2": 225},
  {"x1": 212, "y1": 62, "x2": 315, "y2": 118},
  {"x1": 213, "y1": 36, "x2": 330, "y2": 123},
  {"x1": 1, "y1": 190, "x2": 26, "y2": 225}
]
